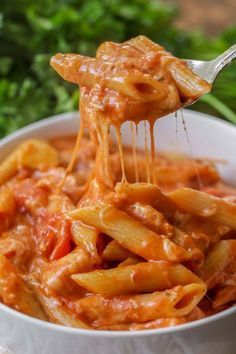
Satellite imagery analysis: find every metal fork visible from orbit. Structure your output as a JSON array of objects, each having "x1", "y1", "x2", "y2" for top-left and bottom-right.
[{"x1": 185, "y1": 43, "x2": 236, "y2": 88}]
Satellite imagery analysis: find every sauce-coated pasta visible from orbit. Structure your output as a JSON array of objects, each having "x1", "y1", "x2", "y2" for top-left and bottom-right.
[{"x1": 0, "y1": 36, "x2": 235, "y2": 331}]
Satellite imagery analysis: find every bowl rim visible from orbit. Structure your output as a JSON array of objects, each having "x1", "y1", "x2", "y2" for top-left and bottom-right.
[
  {"x1": 0, "y1": 109, "x2": 236, "y2": 337},
  {"x1": 0, "y1": 299, "x2": 236, "y2": 337},
  {"x1": 1, "y1": 108, "x2": 236, "y2": 147}
]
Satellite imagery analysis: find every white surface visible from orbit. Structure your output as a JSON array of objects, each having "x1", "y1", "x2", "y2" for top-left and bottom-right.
[
  {"x1": 0, "y1": 344, "x2": 13, "y2": 354},
  {"x1": 0, "y1": 110, "x2": 236, "y2": 354}
]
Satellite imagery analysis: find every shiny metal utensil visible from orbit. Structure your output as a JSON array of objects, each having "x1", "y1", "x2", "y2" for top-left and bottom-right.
[{"x1": 185, "y1": 44, "x2": 236, "y2": 84}]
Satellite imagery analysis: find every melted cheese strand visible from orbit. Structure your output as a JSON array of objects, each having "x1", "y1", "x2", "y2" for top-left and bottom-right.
[
  {"x1": 149, "y1": 120, "x2": 157, "y2": 185},
  {"x1": 144, "y1": 120, "x2": 151, "y2": 183},
  {"x1": 100, "y1": 120, "x2": 113, "y2": 188},
  {"x1": 135, "y1": 123, "x2": 140, "y2": 182},
  {"x1": 115, "y1": 125, "x2": 127, "y2": 184},
  {"x1": 180, "y1": 109, "x2": 202, "y2": 190},
  {"x1": 59, "y1": 114, "x2": 84, "y2": 188},
  {"x1": 174, "y1": 111, "x2": 181, "y2": 187},
  {"x1": 130, "y1": 122, "x2": 139, "y2": 183}
]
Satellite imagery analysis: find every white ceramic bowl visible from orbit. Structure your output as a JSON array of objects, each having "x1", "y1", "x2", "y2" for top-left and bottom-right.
[{"x1": 0, "y1": 110, "x2": 236, "y2": 354}]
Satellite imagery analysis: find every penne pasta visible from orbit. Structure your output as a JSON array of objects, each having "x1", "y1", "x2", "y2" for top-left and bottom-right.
[
  {"x1": 72, "y1": 261, "x2": 204, "y2": 296},
  {"x1": 172, "y1": 227, "x2": 204, "y2": 266},
  {"x1": 26, "y1": 275, "x2": 91, "y2": 329},
  {"x1": 125, "y1": 202, "x2": 173, "y2": 237},
  {"x1": 38, "y1": 291, "x2": 90, "y2": 328},
  {"x1": 71, "y1": 221, "x2": 100, "y2": 262},
  {"x1": 18, "y1": 139, "x2": 59, "y2": 171},
  {"x1": 174, "y1": 213, "x2": 229, "y2": 252},
  {"x1": 168, "y1": 188, "x2": 236, "y2": 230},
  {"x1": 109, "y1": 71, "x2": 167, "y2": 103},
  {"x1": 114, "y1": 182, "x2": 177, "y2": 219},
  {"x1": 200, "y1": 240, "x2": 236, "y2": 288},
  {"x1": 69, "y1": 204, "x2": 191, "y2": 262},
  {"x1": 102, "y1": 240, "x2": 137, "y2": 261},
  {"x1": 168, "y1": 61, "x2": 211, "y2": 100},
  {"x1": 97, "y1": 41, "x2": 144, "y2": 63},
  {"x1": 152, "y1": 157, "x2": 218, "y2": 189},
  {"x1": 117, "y1": 257, "x2": 141, "y2": 267},
  {"x1": 114, "y1": 182, "x2": 164, "y2": 205},
  {"x1": 0, "y1": 188, "x2": 16, "y2": 216},
  {"x1": 127, "y1": 35, "x2": 211, "y2": 100},
  {"x1": 0, "y1": 139, "x2": 59, "y2": 186},
  {"x1": 213, "y1": 285, "x2": 236, "y2": 309},
  {"x1": 126, "y1": 35, "x2": 165, "y2": 53},
  {"x1": 50, "y1": 54, "x2": 166, "y2": 103},
  {"x1": 0, "y1": 188, "x2": 16, "y2": 233},
  {"x1": 0, "y1": 151, "x2": 19, "y2": 187},
  {"x1": 0, "y1": 253, "x2": 47, "y2": 320},
  {"x1": 50, "y1": 54, "x2": 110, "y2": 88},
  {"x1": 72, "y1": 284, "x2": 206, "y2": 326},
  {"x1": 98, "y1": 317, "x2": 186, "y2": 331},
  {"x1": 41, "y1": 248, "x2": 93, "y2": 296}
]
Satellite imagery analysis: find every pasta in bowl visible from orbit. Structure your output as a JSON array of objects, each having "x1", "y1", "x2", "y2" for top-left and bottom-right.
[
  {"x1": 0, "y1": 111, "x2": 235, "y2": 354},
  {"x1": 0, "y1": 36, "x2": 236, "y2": 354}
]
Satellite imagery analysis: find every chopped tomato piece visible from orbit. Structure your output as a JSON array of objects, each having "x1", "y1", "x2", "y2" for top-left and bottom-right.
[
  {"x1": 49, "y1": 219, "x2": 72, "y2": 261},
  {"x1": 33, "y1": 211, "x2": 72, "y2": 261}
]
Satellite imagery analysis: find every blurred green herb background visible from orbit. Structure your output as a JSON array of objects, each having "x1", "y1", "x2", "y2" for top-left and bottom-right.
[{"x1": 0, "y1": 0, "x2": 236, "y2": 137}]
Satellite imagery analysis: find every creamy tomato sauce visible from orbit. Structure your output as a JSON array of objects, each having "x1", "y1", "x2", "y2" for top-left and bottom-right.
[{"x1": 0, "y1": 36, "x2": 235, "y2": 331}]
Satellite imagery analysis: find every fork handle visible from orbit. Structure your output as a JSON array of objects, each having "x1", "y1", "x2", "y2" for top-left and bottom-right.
[{"x1": 210, "y1": 44, "x2": 236, "y2": 83}]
